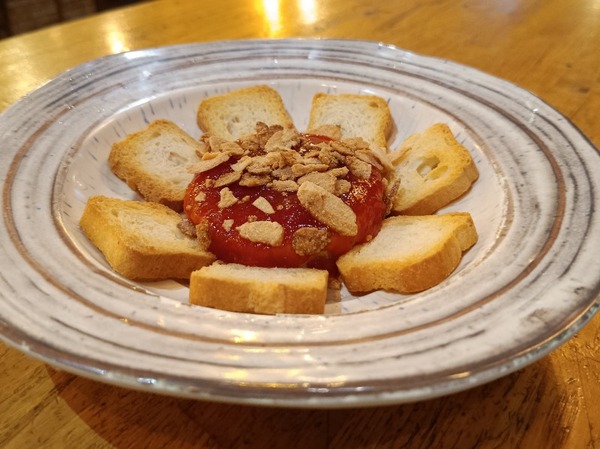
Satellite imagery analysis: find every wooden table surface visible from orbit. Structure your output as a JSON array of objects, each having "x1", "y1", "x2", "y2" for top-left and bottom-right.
[{"x1": 1, "y1": 0, "x2": 599, "y2": 447}]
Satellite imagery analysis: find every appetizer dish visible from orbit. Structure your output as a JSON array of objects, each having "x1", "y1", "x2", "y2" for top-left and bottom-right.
[{"x1": 80, "y1": 85, "x2": 479, "y2": 314}]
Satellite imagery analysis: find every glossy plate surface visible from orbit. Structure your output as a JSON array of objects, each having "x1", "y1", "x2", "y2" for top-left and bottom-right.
[{"x1": 1, "y1": 39, "x2": 599, "y2": 408}]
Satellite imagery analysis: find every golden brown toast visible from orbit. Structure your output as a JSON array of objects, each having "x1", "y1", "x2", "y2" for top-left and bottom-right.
[
  {"x1": 109, "y1": 119, "x2": 203, "y2": 211},
  {"x1": 80, "y1": 196, "x2": 215, "y2": 280}
]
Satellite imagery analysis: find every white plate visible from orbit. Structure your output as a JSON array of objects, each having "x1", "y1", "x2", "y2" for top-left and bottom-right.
[{"x1": 1, "y1": 39, "x2": 599, "y2": 408}]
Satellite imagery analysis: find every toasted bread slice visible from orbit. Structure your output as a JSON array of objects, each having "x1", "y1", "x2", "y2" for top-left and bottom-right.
[
  {"x1": 197, "y1": 85, "x2": 295, "y2": 140},
  {"x1": 108, "y1": 119, "x2": 203, "y2": 211},
  {"x1": 336, "y1": 213, "x2": 477, "y2": 293},
  {"x1": 390, "y1": 123, "x2": 479, "y2": 215},
  {"x1": 80, "y1": 196, "x2": 215, "y2": 280},
  {"x1": 307, "y1": 93, "x2": 393, "y2": 148},
  {"x1": 189, "y1": 263, "x2": 328, "y2": 315}
]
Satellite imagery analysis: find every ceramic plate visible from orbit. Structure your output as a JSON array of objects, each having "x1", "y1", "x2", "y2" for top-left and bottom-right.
[{"x1": 1, "y1": 39, "x2": 599, "y2": 408}]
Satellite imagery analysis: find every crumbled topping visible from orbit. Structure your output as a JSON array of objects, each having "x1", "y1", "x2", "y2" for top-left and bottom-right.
[
  {"x1": 342, "y1": 137, "x2": 370, "y2": 150},
  {"x1": 230, "y1": 155, "x2": 253, "y2": 172},
  {"x1": 329, "y1": 140, "x2": 357, "y2": 156},
  {"x1": 246, "y1": 155, "x2": 273, "y2": 175},
  {"x1": 194, "y1": 191, "x2": 206, "y2": 202},
  {"x1": 252, "y1": 196, "x2": 275, "y2": 214},
  {"x1": 236, "y1": 221, "x2": 284, "y2": 246},
  {"x1": 239, "y1": 173, "x2": 270, "y2": 187},
  {"x1": 191, "y1": 123, "x2": 394, "y2": 190},
  {"x1": 190, "y1": 122, "x2": 397, "y2": 242},
  {"x1": 265, "y1": 128, "x2": 301, "y2": 152},
  {"x1": 208, "y1": 136, "x2": 245, "y2": 155},
  {"x1": 354, "y1": 150, "x2": 382, "y2": 170},
  {"x1": 272, "y1": 166, "x2": 294, "y2": 180},
  {"x1": 384, "y1": 174, "x2": 400, "y2": 215},
  {"x1": 187, "y1": 152, "x2": 230, "y2": 174},
  {"x1": 297, "y1": 171, "x2": 337, "y2": 194},
  {"x1": 297, "y1": 181, "x2": 358, "y2": 236},
  {"x1": 291, "y1": 162, "x2": 329, "y2": 177},
  {"x1": 346, "y1": 156, "x2": 372, "y2": 180},
  {"x1": 292, "y1": 227, "x2": 329, "y2": 256},
  {"x1": 370, "y1": 145, "x2": 395, "y2": 173},
  {"x1": 195, "y1": 222, "x2": 211, "y2": 250},
  {"x1": 270, "y1": 179, "x2": 299, "y2": 192},
  {"x1": 328, "y1": 276, "x2": 343, "y2": 290},
  {"x1": 214, "y1": 170, "x2": 242, "y2": 187},
  {"x1": 309, "y1": 124, "x2": 342, "y2": 141},
  {"x1": 327, "y1": 167, "x2": 350, "y2": 178},
  {"x1": 195, "y1": 141, "x2": 209, "y2": 157},
  {"x1": 177, "y1": 216, "x2": 197, "y2": 238},
  {"x1": 218, "y1": 187, "x2": 238, "y2": 208},
  {"x1": 222, "y1": 219, "x2": 234, "y2": 231},
  {"x1": 334, "y1": 179, "x2": 352, "y2": 195}
]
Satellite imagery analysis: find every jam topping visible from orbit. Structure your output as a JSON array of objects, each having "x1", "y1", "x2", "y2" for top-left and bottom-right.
[{"x1": 183, "y1": 123, "x2": 395, "y2": 269}]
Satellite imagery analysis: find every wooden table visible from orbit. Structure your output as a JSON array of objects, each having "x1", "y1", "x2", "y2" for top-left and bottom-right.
[{"x1": 1, "y1": 0, "x2": 599, "y2": 447}]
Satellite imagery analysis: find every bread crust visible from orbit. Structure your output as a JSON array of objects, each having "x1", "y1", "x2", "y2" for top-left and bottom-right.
[{"x1": 189, "y1": 264, "x2": 328, "y2": 314}]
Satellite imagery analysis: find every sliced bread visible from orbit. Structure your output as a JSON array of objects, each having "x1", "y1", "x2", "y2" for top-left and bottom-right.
[
  {"x1": 307, "y1": 93, "x2": 393, "y2": 148},
  {"x1": 80, "y1": 196, "x2": 215, "y2": 280},
  {"x1": 189, "y1": 263, "x2": 328, "y2": 314},
  {"x1": 197, "y1": 85, "x2": 295, "y2": 140},
  {"x1": 108, "y1": 119, "x2": 203, "y2": 211},
  {"x1": 390, "y1": 123, "x2": 479, "y2": 215},
  {"x1": 336, "y1": 213, "x2": 478, "y2": 293}
]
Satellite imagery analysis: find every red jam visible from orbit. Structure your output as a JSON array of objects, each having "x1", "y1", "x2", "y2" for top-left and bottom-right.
[{"x1": 183, "y1": 134, "x2": 387, "y2": 269}]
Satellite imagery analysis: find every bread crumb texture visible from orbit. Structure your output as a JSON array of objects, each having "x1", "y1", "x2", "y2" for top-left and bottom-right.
[
  {"x1": 197, "y1": 85, "x2": 295, "y2": 140},
  {"x1": 108, "y1": 119, "x2": 203, "y2": 211},
  {"x1": 390, "y1": 123, "x2": 479, "y2": 215},
  {"x1": 307, "y1": 93, "x2": 393, "y2": 148}
]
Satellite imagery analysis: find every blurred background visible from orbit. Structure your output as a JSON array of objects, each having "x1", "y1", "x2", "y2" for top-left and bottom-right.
[{"x1": 0, "y1": 0, "x2": 141, "y2": 37}]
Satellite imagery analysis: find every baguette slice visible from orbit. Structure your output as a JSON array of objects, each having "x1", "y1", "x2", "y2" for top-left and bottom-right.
[
  {"x1": 109, "y1": 119, "x2": 203, "y2": 212},
  {"x1": 337, "y1": 213, "x2": 478, "y2": 293},
  {"x1": 390, "y1": 123, "x2": 479, "y2": 215},
  {"x1": 189, "y1": 263, "x2": 328, "y2": 315},
  {"x1": 307, "y1": 93, "x2": 393, "y2": 148},
  {"x1": 80, "y1": 196, "x2": 215, "y2": 280},
  {"x1": 197, "y1": 85, "x2": 295, "y2": 140}
]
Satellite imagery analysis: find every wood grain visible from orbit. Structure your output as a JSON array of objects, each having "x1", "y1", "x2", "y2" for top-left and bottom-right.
[{"x1": 1, "y1": 0, "x2": 599, "y2": 447}]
